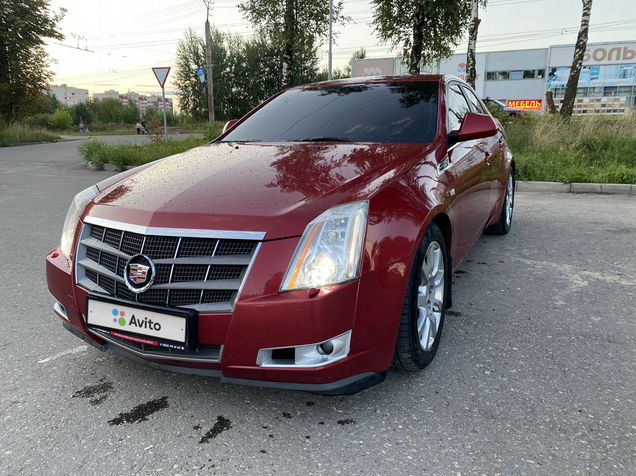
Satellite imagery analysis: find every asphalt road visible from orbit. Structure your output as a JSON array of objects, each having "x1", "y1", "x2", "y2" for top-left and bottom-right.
[{"x1": 1, "y1": 137, "x2": 635, "y2": 475}]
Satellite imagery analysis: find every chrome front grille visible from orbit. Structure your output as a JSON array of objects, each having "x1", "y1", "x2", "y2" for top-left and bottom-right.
[{"x1": 75, "y1": 218, "x2": 263, "y2": 313}]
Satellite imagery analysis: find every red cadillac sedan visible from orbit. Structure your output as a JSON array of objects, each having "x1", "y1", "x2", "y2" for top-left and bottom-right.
[{"x1": 46, "y1": 75, "x2": 514, "y2": 394}]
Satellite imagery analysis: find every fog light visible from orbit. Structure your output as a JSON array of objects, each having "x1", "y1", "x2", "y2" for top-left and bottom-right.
[
  {"x1": 257, "y1": 331, "x2": 351, "y2": 368},
  {"x1": 317, "y1": 341, "x2": 334, "y2": 356}
]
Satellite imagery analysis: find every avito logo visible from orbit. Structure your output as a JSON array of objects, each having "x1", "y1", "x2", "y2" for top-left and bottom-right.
[
  {"x1": 112, "y1": 308, "x2": 162, "y2": 331},
  {"x1": 112, "y1": 308, "x2": 127, "y2": 326}
]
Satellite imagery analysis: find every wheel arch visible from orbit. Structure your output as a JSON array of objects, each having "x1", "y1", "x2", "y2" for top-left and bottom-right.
[{"x1": 431, "y1": 212, "x2": 452, "y2": 259}]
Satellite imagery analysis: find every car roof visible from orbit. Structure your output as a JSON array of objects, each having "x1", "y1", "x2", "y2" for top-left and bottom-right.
[{"x1": 299, "y1": 75, "x2": 447, "y2": 89}]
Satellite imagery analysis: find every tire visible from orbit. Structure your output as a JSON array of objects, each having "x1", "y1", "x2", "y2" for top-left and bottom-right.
[
  {"x1": 393, "y1": 223, "x2": 449, "y2": 371},
  {"x1": 486, "y1": 169, "x2": 515, "y2": 235}
]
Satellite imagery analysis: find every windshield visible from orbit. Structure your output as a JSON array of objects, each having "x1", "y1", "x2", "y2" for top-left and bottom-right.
[{"x1": 222, "y1": 82, "x2": 439, "y2": 144}]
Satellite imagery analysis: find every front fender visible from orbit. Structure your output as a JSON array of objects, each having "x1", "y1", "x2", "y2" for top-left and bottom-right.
[{"x1": 364, "y1": 160, "x2": 451, "y2": 277}]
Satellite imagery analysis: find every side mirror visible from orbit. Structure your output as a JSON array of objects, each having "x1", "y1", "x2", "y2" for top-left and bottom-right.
[
  {"x1": 449, "y1": 112, "x2": 497, "y2": 145},
  {"x1": 222, "y1": 119, "x2": 238, "y2": 134}
]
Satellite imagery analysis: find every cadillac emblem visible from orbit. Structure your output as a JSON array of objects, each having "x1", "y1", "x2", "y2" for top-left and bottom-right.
[{"x1": 124, "y1": 254, "x2": 156, "y2": 293}]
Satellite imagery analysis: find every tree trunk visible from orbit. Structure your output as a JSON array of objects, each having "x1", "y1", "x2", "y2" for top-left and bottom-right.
[
  {"x1": 282, "y1": 0, "x2": 295, "y2": 86},
  {"x1": 408, "y1": 2, "x2": 426, "y2": 75},
  {"x1": 465, "y1": 0, "x2": 480, "y2": 89},
  {"x1": 559, "y1": 0, "x2": 592, "y2": 120},
  {"x1": 0, "y1": 39, "x2": 11, "y2": 123},
  {"x1": 545, "y1": 90, "x2": 558, "y2": 114}
]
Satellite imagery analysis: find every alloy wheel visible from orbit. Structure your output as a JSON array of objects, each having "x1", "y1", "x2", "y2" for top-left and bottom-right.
[
  {"x1": 417, "y1": 241, "x2": 445, "y2": 351},
  {"x1": 505, "y1": 173, "x2": 514, "y2": 227}
]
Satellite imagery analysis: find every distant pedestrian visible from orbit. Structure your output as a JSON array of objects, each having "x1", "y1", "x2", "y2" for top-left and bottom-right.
[
  {"x1": 135, "y1": 121, "x2": 142, "y2": 135},
  {"x1": 141, "y1": 121, "x2": 149, "y2": 135}
]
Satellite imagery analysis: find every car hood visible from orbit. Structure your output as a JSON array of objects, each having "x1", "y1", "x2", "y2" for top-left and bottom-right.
[{"x1": 87, "y1": 142, "x2": 434, "y2": 240}]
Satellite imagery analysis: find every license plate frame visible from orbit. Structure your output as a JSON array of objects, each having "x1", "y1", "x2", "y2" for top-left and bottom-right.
[{"x1": 86, "y1": 294, "x2": 198, "y2": 352}]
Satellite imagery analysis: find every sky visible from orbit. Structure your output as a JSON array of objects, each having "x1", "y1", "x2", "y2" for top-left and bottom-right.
[{"x1": 46, "y1": 0, "x2": 636, "y2": 97}]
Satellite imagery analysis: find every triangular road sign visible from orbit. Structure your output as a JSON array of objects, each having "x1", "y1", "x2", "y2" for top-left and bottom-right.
[{"x1": 152, "y1": 67, "x2": 171, "y2": 88}]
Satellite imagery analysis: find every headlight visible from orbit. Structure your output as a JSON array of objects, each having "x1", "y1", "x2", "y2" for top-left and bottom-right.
[
  {"x1": 60, "y1": 185, "x2": 99, "y2": 259},
  {"x1": 281, "y1": 201, "x2": 368, "y2": 291}
]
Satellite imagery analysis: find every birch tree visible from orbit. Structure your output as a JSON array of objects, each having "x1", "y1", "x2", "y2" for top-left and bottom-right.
[
  {"x1": 239, "y1": 0, "x2": 346, "y2": 87},
  {"x1": 465, "y1": 0, "x2": 485, "y2": 89},
  {"x1": 560, "y1": 0, "x2": 593, "y2": 120},
  {"x1": 372, "y1": 0, "x2": 470, "y2": 75}
]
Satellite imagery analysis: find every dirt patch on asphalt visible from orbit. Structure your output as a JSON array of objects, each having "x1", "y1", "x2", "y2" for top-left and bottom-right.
[
  {"x1": 199, "y1": 416, "x2": 232, "y2": 443},
  {"x1": 72, "y1": 380, "x2": 113, "y2": 405},
  {"x1": 108, "y1": 396, "x2": 169, "y2": 426},
  {"x1": 337, "y1": 418, "x2": 356, "y2": 425}
]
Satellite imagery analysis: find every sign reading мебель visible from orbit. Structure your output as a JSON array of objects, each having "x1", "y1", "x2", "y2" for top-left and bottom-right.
[
  {"x1": 507, "y1": 99, "x2": 543, "y2": 111},
  {"x1": 547, "y1": 41, "x2": 636, "y2": 90}
]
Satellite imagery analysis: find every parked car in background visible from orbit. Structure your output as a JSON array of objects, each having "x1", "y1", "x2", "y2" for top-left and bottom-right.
[
  {"x1": 46, "y1": 75, "x2": 515, "y2": 394},
  {"x1": 483, "y1": 97, "x2": 523, "y2": 117}
]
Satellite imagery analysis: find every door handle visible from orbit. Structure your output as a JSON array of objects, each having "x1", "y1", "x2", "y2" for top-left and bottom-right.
[{"x1": 484, "y1": 151, "x2": 492, "y2": 165}]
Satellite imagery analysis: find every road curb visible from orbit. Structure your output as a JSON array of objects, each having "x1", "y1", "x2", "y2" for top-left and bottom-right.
[{"x1": 517, "y1": 181, "x2": 634, "y2": 195}]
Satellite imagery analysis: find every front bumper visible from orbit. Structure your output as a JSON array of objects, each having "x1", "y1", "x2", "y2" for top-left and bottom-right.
[{"x1": 46, "y1": 237, "x2": 409, "y2": 395}]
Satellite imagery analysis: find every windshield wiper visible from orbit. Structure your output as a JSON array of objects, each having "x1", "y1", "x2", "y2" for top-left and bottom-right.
[{"x1": 295, "y1": 136, "x2": 353, "y2": 143}]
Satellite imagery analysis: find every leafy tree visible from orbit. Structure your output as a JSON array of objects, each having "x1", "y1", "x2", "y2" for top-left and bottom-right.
[
  {"x1": 175, "y1": 28, "x2": 291, "y2": 121},
  {"x1": 239, "y1": 0, "x2": 346, "y2": 86},
  {"x1": 316, "y1": 47, "x2": 368, "y2": 80},
  {"x1": 315, "y1": 67, "x2": 349, "y2": 82},
  {"x1": 560, "y1": 0, "x2": 593, "y2": 120},
  {"x1": 0, "y1": 0, "x2": 65, "y2": 123},
  {"x1": 69, "y1": 101, "x2": 93, "y2": 125},
  {"x1": 235, "y1": 32, "x2": 286, "y2": 108},
  {"x1": 174, "y1": 28, "x2": 211, "y2": 120},
  {"x1": 344, "y1": 47, "x2": 366, "y2": 77},
  {"x1": 142, "y1": 108, "x2": 177, "y2": 127},
  {"x1": 372, "y1": 0, "x2": 470, "y2": 74},
  {"x1": 41, "y1": 93, "x2": 62, "y2": 114},
  {"x1": 91, "y1": 98, "x2": 138, "y2": 124}
]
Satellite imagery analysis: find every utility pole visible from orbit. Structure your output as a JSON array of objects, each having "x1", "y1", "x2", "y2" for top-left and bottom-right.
[
  {"x1": 328, "y1": 0, "x2": 333, "y2": 80},
  {"x1": 203, "y1": 0, "x2": 215, "y2": 123}
]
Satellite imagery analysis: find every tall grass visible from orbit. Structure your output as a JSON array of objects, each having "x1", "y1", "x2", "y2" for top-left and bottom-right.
[
  {"x1": 77, "y1": 115, "x2": 635, "y2": 185},
  {"x1": 506, "y1": 113, "x2": 635, "y2": 184},
  {"x1": 79, "y1": 122, "x2": 224, "y2": 171},
  {"x1": 79, "y1": 137, "x2": 209, "y2": 171},
  {"x1": 0, "y1": 125, "x2": 60, "y2": 147}
]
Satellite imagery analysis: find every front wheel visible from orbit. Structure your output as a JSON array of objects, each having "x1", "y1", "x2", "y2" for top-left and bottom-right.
[
  {"x1": 393, "y1": 223, "x2": 449, "y2": 371},
  {"x1": 486, "y1": 169, "x2": 515, "y2": 235}
]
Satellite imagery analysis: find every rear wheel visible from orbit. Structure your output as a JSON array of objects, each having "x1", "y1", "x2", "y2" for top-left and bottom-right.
[
  {"x1": 393, "y1": 223, "x2": 449, "y2": 371},
  {"x1": 486, "y1": 169, "x2": 514, "y2": 235}
]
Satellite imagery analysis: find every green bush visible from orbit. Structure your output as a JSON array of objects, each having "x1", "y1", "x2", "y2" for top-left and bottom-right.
[
  {"x1": 78, "y1": 140, "x2": 108, "y2": 170},
  {"x1": 0, "y1": 125, "x2": 59, "y2": 147},
  {"x1": 48, "y1": 108, "x2": 73, "y2": 130},
  {"x1": 506, "y1": 113, "x2": 635, "y2": 184}
]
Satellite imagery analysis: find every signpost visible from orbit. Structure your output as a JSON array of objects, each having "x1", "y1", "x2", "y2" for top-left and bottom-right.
[
  {"x1": 152, "y1": 67, "x2": 171, "y2": 140},
  {"x1": 196, "y1": 67, "x2": 206, "y2": 87}
]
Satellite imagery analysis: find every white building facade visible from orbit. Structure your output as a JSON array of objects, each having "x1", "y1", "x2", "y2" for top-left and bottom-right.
[
  {"x1": 93, "y1": 90, "x2": 173, "y2": 116},
  {"x1": 351, "y1": 41, "x2": 636, "y2": 114},
  {"x1": 49, "y1": 84, "x2": 89, "y2": 106}
]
